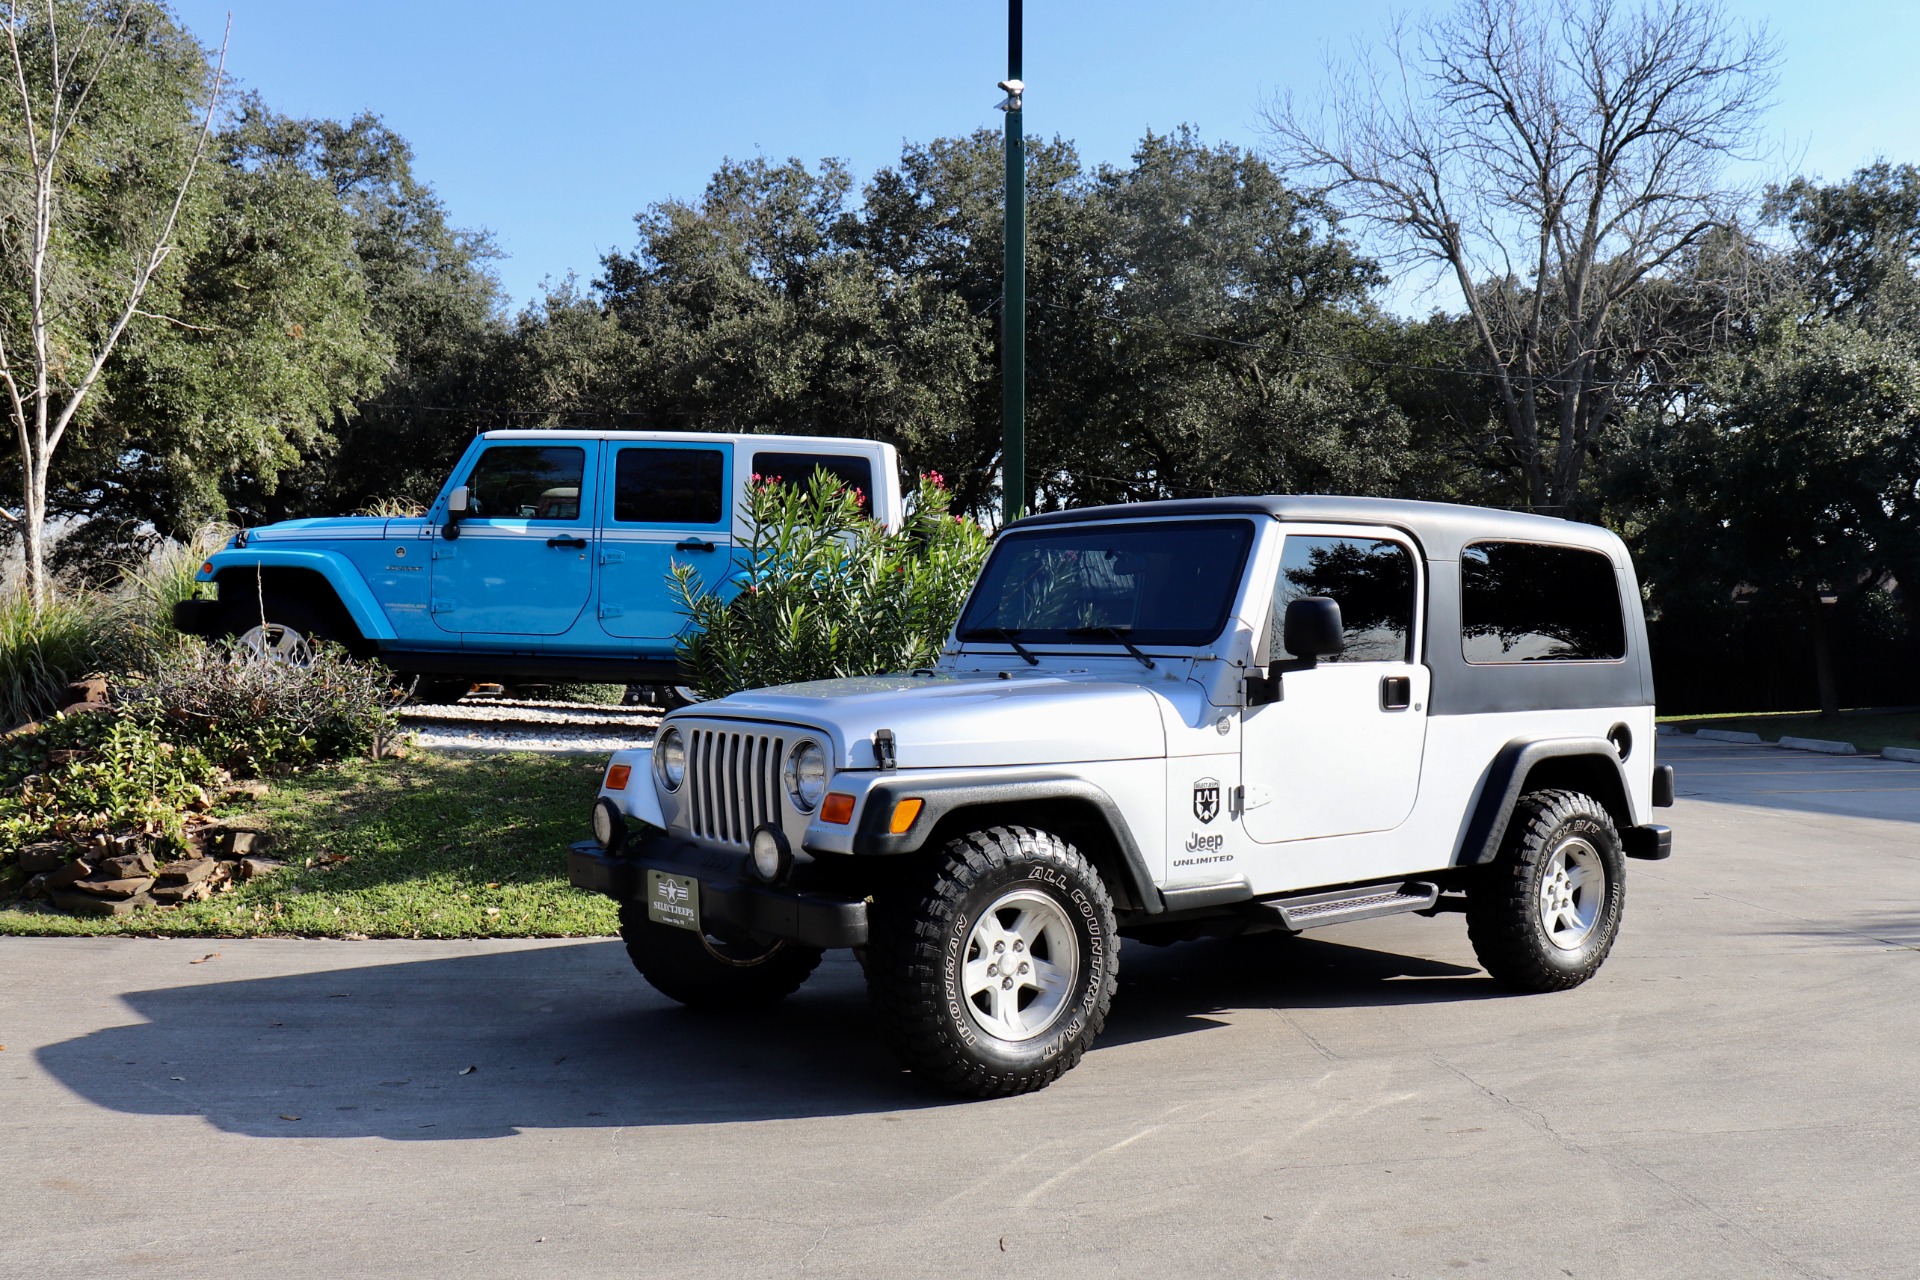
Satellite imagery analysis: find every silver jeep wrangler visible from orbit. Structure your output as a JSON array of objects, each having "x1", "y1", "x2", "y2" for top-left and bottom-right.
[{"x1": 570, "y1": 496, "x2": 1675, "y2": 1097}]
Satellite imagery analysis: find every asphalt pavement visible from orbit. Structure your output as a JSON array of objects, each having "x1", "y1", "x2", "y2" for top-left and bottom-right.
[{"x1": 3, "y1": 734, "x2": 1917, "y2": 1278}]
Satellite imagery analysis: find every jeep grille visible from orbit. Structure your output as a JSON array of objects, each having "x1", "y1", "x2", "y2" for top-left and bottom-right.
[{"x1": 684, "y1": 727, "x2": 786, "y2": 848}]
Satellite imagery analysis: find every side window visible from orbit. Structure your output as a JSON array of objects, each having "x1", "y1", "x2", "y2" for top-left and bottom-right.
[
  {"x1": 464, "y1": 446, "x2": 584, "y2": 520},
  {"x1": 1460, "y1": 541, "x2": 1626, "y2": 663},
  {"x1": 613, "y1": 448, "x2": 725, "y2": 525},
  {"x1": 1271, "y1": 536, "x2": 1415, "y2": 663},
  {"x1": 752, "y1": 451, "x2": 873, "y2": 512}
]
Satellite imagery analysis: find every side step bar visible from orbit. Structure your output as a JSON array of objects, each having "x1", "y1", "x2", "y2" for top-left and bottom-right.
[{"x1": 1260, "y1": 881, "x2": 1440, "y2": 933}]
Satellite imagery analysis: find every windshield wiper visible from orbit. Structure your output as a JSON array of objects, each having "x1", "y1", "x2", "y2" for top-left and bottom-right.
[
  {"x1": 973, "y1": 626, "x2": 1039, "y2": 666},
  {"x1": 1066, "y1": 625, "x2": 1156, "y2": 669}
]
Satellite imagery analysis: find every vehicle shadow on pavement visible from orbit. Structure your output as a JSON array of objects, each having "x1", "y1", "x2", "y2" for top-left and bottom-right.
[
  {"x1": 36, "y1": 934, "x2": 1496, "y2": 1139},
  {"x1": 1099, "y1": 933, "x2": 1497, "y2": 1048}
]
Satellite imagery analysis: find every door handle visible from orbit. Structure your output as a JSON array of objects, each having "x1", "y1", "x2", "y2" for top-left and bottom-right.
[
  {"x1": 546, "y1": 536, "x2": 588, "y2": 549},
  {"x1": 675, "y1": 538, "x2": 716, "y2": 553},
  {"x1": 1381, "y1": 675, "x2": 1412, "y2": 711}
]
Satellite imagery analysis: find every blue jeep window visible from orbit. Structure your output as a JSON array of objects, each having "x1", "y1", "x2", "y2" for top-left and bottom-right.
[
  {"x1": 752, "y1": 451, "x2": 873, "y2": 512},
  {"x1": 614, "y1": 447, "x2": 725, "y2": 524},
  {"x1": 465, "y1": 446, "x2": 584, "y2": 520}
]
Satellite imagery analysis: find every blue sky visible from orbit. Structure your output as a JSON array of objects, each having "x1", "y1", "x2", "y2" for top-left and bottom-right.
[{"x1": 170, "y1": 1, "x2": 1920, "y2": 312}]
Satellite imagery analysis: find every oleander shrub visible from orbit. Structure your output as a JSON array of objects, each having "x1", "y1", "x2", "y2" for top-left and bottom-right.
[
  {"x1": 673, "y1": 471, "x2": 990, "y2": 698},
  {"x1": 119, "y1": 639, "x2": 404, "y2": 775}
]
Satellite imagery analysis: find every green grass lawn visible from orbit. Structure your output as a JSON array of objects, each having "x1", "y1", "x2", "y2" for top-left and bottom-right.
[
  {"x1": 0, "y1": 751, "x2": 619, "y2": 938},
  {"x1": 1658, "y1": 709, "x2": 1920, "y2": 753}
]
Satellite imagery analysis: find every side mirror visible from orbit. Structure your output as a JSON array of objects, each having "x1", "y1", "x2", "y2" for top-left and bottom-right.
[
  {"x1": 1245, "y1": 597, "x2": 1345, "y2": 707},
  {"x1": 443, "y1": 485, "x2": 469, "y2": 540},
  {"x1": 1282, "y1": 596, "x2": 1345, "y2": 662}
]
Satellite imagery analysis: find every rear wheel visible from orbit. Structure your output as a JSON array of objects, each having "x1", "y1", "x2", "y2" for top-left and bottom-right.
[
  {"x1": 1467, "y1": 789, "x2": 1626, "y2": 992},
  {"x1": 617, "y1": 901, "x2": 822, "y2": 1010},
  {"x1": 867, "y1": 826, "x2": 1117, "y2": 1098}
]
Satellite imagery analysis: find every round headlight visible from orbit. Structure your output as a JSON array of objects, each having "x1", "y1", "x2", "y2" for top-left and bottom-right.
[
  {"x1": 784, "y1": 740, "x2": 828, "y2": 812},
  {"x1": 656, "y1": 727, "x2": 686, "y2": 790}
]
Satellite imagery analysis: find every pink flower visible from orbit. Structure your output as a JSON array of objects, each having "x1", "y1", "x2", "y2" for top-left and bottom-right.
[{"x1": 926, "y1": 470, "x2": 946, "y2": 488}]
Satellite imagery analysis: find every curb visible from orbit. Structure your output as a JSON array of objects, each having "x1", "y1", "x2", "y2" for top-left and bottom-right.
[
  {"x1": 1882, "y1": 746, "x2": 1920, "y2": 763},
  {"x1": 1778, "y1": 735, "x2": 1856, "y2": 755},
  {"x1": 1695, "y1": 729, "x2": 1765, "y2": 744}
]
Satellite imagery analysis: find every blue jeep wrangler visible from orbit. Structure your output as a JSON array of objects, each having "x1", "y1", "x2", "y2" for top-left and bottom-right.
[{"x1": 173, "y1": 430, "x2": 902, "y2": 692}]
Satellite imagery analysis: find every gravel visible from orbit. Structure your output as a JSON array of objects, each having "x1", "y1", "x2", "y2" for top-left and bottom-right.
[{"x1": 401, "y1": 698, "x2": 660, "y2": 756}]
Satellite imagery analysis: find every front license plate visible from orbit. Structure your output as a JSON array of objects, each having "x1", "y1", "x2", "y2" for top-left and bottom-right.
[{"x1": 646, "y1": 871, "x2": 700, "y2": 932}]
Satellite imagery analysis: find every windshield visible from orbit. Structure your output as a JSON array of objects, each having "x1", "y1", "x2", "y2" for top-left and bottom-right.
[{"x1": 957, "y1": 519, "x2": 1255, "y2": 648}]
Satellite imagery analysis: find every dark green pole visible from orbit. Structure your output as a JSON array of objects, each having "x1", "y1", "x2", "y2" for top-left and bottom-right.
[{"x1": 1001, "y1": 0, "x2": 1025, "y2": 524}]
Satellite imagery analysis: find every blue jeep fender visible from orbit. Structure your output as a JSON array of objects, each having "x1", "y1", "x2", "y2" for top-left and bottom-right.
[{"x1": 199, "y1": 549, "x2": 397, "y2": 642}]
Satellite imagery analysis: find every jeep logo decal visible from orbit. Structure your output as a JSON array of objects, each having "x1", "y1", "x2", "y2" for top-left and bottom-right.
[{"x1": 1193, "y1": 778, "x2": 1220, "y2": 824}]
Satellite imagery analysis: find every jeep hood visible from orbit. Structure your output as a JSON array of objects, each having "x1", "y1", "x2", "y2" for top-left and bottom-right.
[
  {"x1": 693, "y1": 672, "x2": 1168, "y2": 769},
  {"x1": 243, "y1": 516, "x2": 395, "y2": 542}
]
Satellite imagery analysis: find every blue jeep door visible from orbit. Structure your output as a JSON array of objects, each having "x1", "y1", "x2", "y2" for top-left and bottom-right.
[
  {"x1": 431, "y1": 442, "x2": 597, "y2": 636},
  {"x1": 597, "y1": 442, "x2": 731, "y2": 640}
]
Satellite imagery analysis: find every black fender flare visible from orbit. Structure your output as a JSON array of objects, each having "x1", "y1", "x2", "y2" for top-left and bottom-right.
[
  {"x1": 1454, "y1": 737, "x2": 1634, "y2": 867},
  {"x1": 850, "y1": 774, "x2": 1165, "y2": 914}
]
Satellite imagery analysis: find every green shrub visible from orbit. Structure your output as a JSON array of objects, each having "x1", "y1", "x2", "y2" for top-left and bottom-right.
[
  {"x1": 673, "y1": 472, "x2": 990, "y2": 698},
  {"x1": 543, "y1": 682, "x2": 629, "y2": 705},
  {"x1": 0, "y1": 586, "x2": 117, "y2": 730},
  {"x1": 119, "y1": 640, "x2": 403, "y2": 775},
  {"x1": 111, "y1": 524, "x2": 234, "y2": 665},
  {"x1": 0, "y1": 713, "x2": 219, "y2": 851}
]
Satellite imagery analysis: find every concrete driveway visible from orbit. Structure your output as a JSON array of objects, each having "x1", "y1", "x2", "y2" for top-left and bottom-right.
[{"x1": 4, "y1": 735, "x2": 1917, "y2": 1278}]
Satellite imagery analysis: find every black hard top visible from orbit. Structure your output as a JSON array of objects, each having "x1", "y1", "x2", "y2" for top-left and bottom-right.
[{"x1": 1007, "y1": 496, "x2": 1625, "y2": 563}]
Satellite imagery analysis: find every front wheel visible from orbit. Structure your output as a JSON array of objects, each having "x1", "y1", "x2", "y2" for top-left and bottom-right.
[
  {"x1": 220, "y1": 594, "x2": 351, "y2": 665},
  {"x1": 867, "y1": 826, "x2": 1118, "y2": 1098},
  {"x1": 1466, "y1": 789, "x2": 1626, "y2": 992},
  {"x1": 617, "y1": 901, "x2": 822, "y2": 1009}
]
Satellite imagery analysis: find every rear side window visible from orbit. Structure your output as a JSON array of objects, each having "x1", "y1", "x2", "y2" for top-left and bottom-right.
[
  {"x1": 614, "y1": 447, "x2": 725, "y2": 525},
  {"x1": 752, "y1": 451, "x2": 873, "y2": 512},
  {"x1": 1461, "y1": 541, "x2": 1626, "y2": 663},
  {"x1": 1271, "y1": 536, "x2": 1416, "y2": 663},
  {"x1": 465, "y1": 446, "x2": 584, "y2": 520}
]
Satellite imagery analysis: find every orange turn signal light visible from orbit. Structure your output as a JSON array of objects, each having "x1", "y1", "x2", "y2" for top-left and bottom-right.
[
  {"x1": 888, "y1": 798, "x2": 923, "y2": 834},
  {"x1": 821, "y1": 792, "x2": 856, "y2": 825},
  {"x1": 604, "y1": 764, "x2": 631, "y2": 790}
]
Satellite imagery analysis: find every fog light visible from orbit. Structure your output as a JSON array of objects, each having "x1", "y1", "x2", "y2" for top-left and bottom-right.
[
  {"x1": 592, "y1": 797, "x2": 628, "y2": 853},
  {"x1": 749, "y1": 824, "x2": 791, "y2": 883}
]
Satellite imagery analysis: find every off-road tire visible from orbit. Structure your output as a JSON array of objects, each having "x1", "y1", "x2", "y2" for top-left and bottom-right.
[
  {"x1": 1466, "y1": 789, "x2": 1626, "y2": 992},
  {"x1": 867, "y1": 826, "x2": 1118, "y2": 1098},
  {"x1": 617, "y1": 900, "x2": 822, "y2": 1010}
]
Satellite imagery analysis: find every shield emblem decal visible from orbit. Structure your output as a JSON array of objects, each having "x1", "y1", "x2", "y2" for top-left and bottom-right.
[{"x1": 1193, "y1": 778, "x2": 1220, "y2": 824}]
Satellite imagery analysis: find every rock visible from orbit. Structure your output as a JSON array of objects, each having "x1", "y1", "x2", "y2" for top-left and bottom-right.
[
  {"x1": 149, "y1": 881, "x2": 211, "y2": 905},
  {"x1": 155, "y1": 858, "x2": 217, "y2": 886},
  {"x1": 71, "y1": 875, "x2": 155, "y2": 899},
  {"x1": 222, "y1": 779, "x2": 271, "y2": 802},
  {"x1": 58, "y1": 677, "x2": 108, "y2": 709},
  {"x1": 5, "y1": 720, "x2": 43, "y2": 738},
  {"x1": 46, "y1": 748, "x2": 84, "y2": 767},
  {"x1": 227, "y1": 830, "x2": 276, "y2": 857},
  {"x1": 99, "y1": 850, "x2": 157, "y2": 879},
  {"x1": 234, "y1": 856, "x2": 284, "y2": 882},
  {"x1": 60, "y1": 701, "x2": 113, "y2": 717},
  {"x1": 17, "y1": 842, "x2": 68, "y2": 875},
  {"x1": 51, "y1": 889, "x2": 154, "y2": 917},
  {"x1": 44, "y1": 859, "x2": 92, "y2": 889},
  {"x1": 22, "y1": 873, "x2": 51, "y2": 900}
]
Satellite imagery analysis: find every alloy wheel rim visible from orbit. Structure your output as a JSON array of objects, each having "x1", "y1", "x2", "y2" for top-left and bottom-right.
[
  {"x1": 1538, "y1": 836, "x2": 1604, "y2": 950},
  {"x1": 960, "y1": 888, "x2": 1080, "y2": 1042},
  {"x1": 233, "y1": 622, "x2": 314, "y2": 666}
]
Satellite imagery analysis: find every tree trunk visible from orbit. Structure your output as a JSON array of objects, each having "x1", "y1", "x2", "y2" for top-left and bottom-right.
[{"x1": 1809, "y1": 593, "x2": 1840, "y2": 716}]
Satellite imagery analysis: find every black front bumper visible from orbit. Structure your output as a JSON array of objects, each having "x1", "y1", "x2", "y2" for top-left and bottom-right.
[
  {"x1": 172, "y1": 598, "x2": 223, "y2": 637},
  {"x1": 568, "y1": 836, "x2": 869, "y2": 950}
]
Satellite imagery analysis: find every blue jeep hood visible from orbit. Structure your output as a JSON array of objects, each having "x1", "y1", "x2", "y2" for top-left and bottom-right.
[{"x1": 243, "y1": 516, "x2": 394, "y2": 542}]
